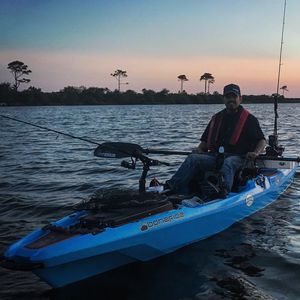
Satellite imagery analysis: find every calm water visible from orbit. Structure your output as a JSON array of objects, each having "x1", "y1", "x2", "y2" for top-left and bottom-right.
[{"x1": 0, "y1": 104, "x2": 299, "y2": 300}]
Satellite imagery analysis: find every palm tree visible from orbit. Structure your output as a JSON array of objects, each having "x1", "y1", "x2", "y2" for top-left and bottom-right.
[
  {"x1": 200, "y1": 73, "x2": 214, "y2": 94},
  {"x1": 280, "y1": 85, "x2": 288, "y2": 97},
  {"x1": 177, "y1": 75, "x2": 188, "y2": 93},
  {"x1": 207, "y1": 78, "x2": 215, "y2": 94},
  {"x1": 110, "y1": 69, "x2": 128, "y2": 91}
]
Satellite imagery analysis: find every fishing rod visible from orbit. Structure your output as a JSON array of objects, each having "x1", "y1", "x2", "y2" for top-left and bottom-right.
[
  {"x1": 275, "y1": 0, "x2": 287, "y2": 112},
  {"x1": 0, "y1": 115, "x2": 191, "y2": 156},
  {"x1": 267, "y1": 0, "x2": 287, "y2": 156},
  {"x1": 1, "y1": 115, "x2": 299, "y2": 163},
  {"x1": 0, "y1": 114, "x2": 101, "y2": 146}
]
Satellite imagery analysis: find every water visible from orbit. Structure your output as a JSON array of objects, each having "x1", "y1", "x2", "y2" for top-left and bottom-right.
[{"x1": 0, "y1": 104, "x2": 299, "y2": 299}]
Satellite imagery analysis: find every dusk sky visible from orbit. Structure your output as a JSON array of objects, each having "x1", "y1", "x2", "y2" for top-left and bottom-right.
[{"x1": 1, "y1": 0, "x2": 300, "y2": 96}]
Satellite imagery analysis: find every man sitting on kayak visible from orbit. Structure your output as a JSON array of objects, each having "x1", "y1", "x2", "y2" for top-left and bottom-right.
[{"x1": 165, "y1": 83, "x2": 266, "y2": 198}]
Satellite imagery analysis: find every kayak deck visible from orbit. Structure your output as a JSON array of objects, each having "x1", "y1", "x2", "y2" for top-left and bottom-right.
[{"x1": 1, "y1": 165, "x2": 297, "y2": 288}]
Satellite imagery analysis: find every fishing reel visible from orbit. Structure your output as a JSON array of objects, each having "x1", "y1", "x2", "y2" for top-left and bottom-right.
[
  {"x1": 265, "y1": 135, "x2": 284, "y2": 157},
  {"x1": 121, "y1": 157, "x2": 136, "y2": 169},
  {"x1": 120, "y1": 152, "x2": 169, "y2": 170},
  {"x1": 120, "y1": 152, "x2": 169, "y2": 193}
]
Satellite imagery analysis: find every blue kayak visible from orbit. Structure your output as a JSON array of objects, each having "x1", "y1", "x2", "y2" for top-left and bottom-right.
[{"x1": 1, "y1": 161, "x2": 298, "y2": 288}]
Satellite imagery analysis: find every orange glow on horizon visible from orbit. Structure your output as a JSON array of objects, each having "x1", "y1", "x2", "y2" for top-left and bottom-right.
[{"x1": 0, "y1": 50, "x2": 299, "y2": 97}]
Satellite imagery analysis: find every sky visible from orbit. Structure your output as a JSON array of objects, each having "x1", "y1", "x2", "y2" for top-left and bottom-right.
[{"x1": 0, "y1": 0, "x2": 300, "y2": 97}]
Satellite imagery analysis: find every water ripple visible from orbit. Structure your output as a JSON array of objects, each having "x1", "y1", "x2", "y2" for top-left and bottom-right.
[{"x1": 0, "y1": 104, "x2": 300, "y2": 299}]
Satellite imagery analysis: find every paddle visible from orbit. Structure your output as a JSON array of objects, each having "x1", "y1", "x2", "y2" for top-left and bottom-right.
[{"x1": 94, "y1": 142, "x2": 300, "y2": 162}]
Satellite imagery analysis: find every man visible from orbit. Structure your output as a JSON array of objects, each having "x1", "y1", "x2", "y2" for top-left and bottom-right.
[{"x1": 166, "y1": 83, "x2": 266, "y2": 197}]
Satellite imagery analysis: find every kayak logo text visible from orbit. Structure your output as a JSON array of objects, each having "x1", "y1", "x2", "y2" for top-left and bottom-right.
[
  {"x1": 245, "y1": 194, "x2": 254, "y2": 207},
  {"x1": 140, "y1": 212, "x2": 184, "y2": 231}
]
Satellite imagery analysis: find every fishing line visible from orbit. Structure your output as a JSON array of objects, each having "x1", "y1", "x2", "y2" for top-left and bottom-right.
[{"x1": 0, "y1": 114, "x2": 101, "y2": 146}]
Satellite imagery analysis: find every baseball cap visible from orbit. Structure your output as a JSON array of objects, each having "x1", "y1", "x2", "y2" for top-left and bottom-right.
[{"x1": 223, "y1": 84, "x2": 241, "y2": 96}]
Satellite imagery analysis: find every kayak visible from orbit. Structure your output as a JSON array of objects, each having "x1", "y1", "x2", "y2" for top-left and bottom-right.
[{"x1": 1, "y1": 158, "x2": 298, "y2": 288}]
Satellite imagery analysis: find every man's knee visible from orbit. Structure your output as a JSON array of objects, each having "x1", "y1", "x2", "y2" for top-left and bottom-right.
[
  {"x1": 185, "y1": 153, "x2": 203, "y2": 164},
  {"x1": 223, "y1": 156, "x2": 243, "y2": 169}
]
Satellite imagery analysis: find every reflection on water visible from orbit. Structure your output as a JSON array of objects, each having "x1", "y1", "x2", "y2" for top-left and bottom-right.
[{"x1": 0, "y1": 104, "x2": 299, "y2": 299}]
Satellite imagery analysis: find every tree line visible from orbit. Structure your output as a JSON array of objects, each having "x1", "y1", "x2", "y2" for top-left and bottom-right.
[
  {"x1": 1, "y1": 83, "x2": 299, "y2": 106},
  {"x1": 1, "y1": 60, "x2": 298, "y2": 106}
]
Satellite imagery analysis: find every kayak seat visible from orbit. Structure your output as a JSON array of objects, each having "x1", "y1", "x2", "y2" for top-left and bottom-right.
[{"x1": 189, "y1": 166, "x2": 259, "y2": 196}]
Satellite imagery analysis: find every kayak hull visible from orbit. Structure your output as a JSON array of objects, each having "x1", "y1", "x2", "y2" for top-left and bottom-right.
[{"x1": 2, "y1": 165, "x2": 297, "y2": 288}]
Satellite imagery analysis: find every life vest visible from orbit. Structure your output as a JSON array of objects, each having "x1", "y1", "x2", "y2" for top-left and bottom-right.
[{"x1": 207, "y1": 107, "x2": 250, "y2": 152}]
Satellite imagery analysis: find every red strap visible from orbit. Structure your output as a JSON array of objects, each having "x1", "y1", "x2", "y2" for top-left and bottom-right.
[
  {"x1": 207, "y1": 113, "x2": 223, "y2": 151},
  {"x1": 214, "y1": 115, "x2": 223, "y2": 145},
  {"x1": 207, "y1": 115, "x2": 216, "y2": 150},
  {"x1": 230, "y1": 109, "x2": 249, "y2": 145}
]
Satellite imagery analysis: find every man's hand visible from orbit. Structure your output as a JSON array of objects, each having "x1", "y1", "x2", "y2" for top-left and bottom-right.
[
  {"x1": 246, "y1": 139, "x2": 266, "y2": 160},
  {"x1": 193, "y1": 141, "x2": 208, "y2": 154},
  {"x1": 246, "y1": 151, "x2": 259, "y2": 160},
  {"x1": 192, "y1": 148, "x2": 204, "y2": 154}
]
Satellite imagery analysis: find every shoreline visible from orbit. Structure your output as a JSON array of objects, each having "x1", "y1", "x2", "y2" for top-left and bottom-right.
[{"x1": 1, "y1": 99, "x2": 300, "y2": 106}]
